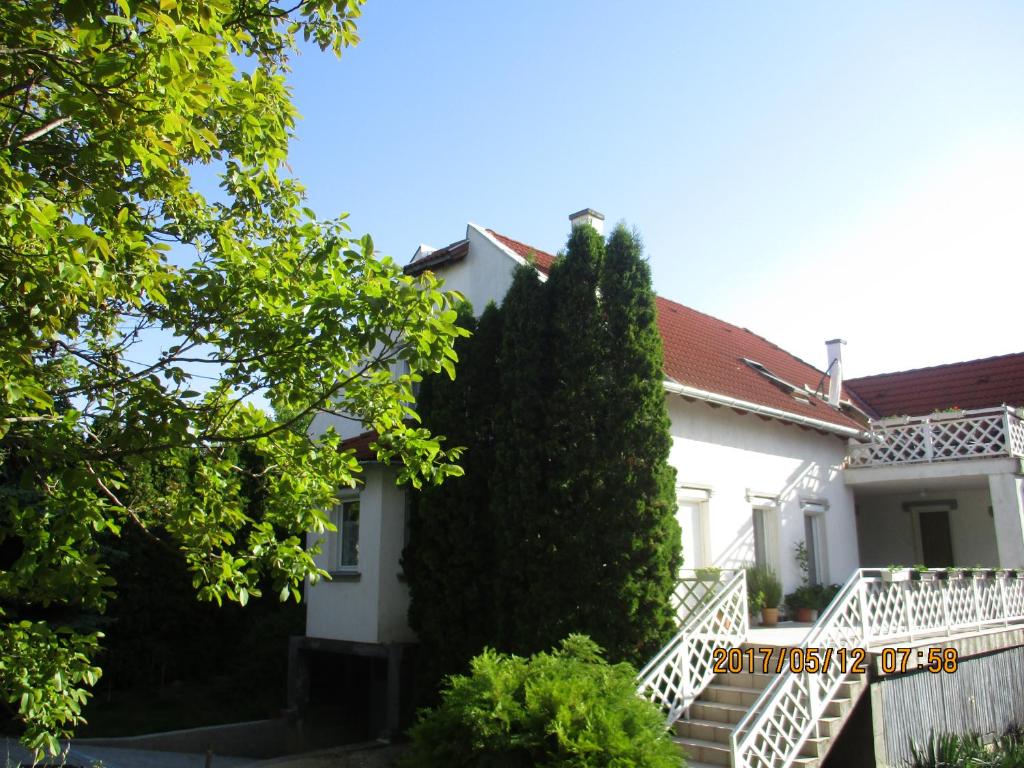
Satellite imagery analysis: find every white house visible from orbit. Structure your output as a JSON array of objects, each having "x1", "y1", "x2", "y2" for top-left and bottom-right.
[{"x1": 292, "y1": 209, "x2": 1024, "y2": 751}]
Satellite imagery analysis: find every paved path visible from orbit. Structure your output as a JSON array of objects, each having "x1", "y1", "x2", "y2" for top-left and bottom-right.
[{"x1": 2, "y1": 738, "x2": 253, "y2": 768}]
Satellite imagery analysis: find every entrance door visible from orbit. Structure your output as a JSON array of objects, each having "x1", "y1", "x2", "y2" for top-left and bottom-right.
[{"x1": 918, "y1": 509, "x2": 954, "y2": 567}]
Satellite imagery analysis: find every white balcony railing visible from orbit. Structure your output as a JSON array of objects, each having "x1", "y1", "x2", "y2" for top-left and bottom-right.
[
  {"x1": 847, "y1": 406, "x2": 1024, "y2": 468},
  {"x1": 637, "y1": 569, "x2": 748, "y2": 725},
  {"x1": 731, "y1": 568, "x2": 1024, "y2": 768}
]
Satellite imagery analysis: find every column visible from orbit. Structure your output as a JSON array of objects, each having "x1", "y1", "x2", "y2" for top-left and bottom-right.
[{"x1": 989, "y1": 473, "x2": 1024, "y2": 568}]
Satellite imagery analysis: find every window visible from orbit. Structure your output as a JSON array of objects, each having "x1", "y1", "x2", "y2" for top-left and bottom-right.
[
  {"x1": 752, "y1": 508, "x2": 769, "y2": 570},
  {"x1": 802, "y1": 503, "x2": 828, "y2": 585},
  {"x1": 677, "y1": 485, "x2": 712, "y2": 569},
  {"x1": 329, "y1": 498, "x2": 360, "y2": 571}
]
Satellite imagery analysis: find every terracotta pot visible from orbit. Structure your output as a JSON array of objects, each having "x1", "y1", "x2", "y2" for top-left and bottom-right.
[
  {"x1": 794, "y1": 607, "x2": 817, "y2": 623},
  {"x1": 760, "y1": 607, "x2": 779, "y2": 627}
]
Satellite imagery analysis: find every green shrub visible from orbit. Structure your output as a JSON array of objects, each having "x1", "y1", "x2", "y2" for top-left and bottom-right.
[
  {"x1": 907, "y1": 725, "x2": 1024, "y2": 768},
  {"x1": 402, "y1": 635, "x2": 681, "y2": 768},
  {"x1": 746, "y1": 567, "x2": 782, "y2": 609}
]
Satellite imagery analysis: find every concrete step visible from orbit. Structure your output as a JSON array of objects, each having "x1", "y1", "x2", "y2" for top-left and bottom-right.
[
  {"x1": 689, "y1": 700, "x2": 748, "y2": 725},
  {"x1": 701, "y1": 683, "x2": 764, "y2": 707},
  {"x1": 801, "y1": 736, "x2": 830, "y2": 759},
  {"x1": 714, "y1": 670, "x2": 777, "y2": 689},
  {"x1": 673, "y1": 736, "x2": 731, "y2": 767},
  {"x1": 674, "y1": 717, "x2": 733, "y2": 744}
]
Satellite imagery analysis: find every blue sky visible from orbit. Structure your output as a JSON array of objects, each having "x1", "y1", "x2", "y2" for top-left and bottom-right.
[{"x1": 279, "y1": 1, "x2": 1024, "y2": 378}]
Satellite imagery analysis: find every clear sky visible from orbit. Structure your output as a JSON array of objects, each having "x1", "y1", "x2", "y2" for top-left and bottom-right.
[{"x1": 279, "y1": 1, "x2": 1024, "y2": 379}]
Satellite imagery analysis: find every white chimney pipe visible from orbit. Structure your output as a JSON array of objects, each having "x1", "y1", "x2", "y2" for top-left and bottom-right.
[
  {"x1": 569, "y1": 208, "x2": 605, "y2": 236},
  {"x1": 825, "y1": 338, "x2": 846, "y2": 407}
]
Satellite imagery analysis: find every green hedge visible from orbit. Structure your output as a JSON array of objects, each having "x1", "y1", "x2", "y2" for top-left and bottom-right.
[{"x1": 402, "y1": 635, "x2": 681, "y2": 768}]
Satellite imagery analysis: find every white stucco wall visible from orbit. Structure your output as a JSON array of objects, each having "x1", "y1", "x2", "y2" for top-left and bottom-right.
[
  {"x1": 307, "y1": 225, "x2": 528, "y2": 444},
  {"x1": 305, "y1": 466, "x2": 385, "y2": 644},
  {"x1": 855, "y1": 487, "x2": 999, "y2": 568},
  {"x1": 667, "y1": 396, "x2": 860, "y2": 592}
]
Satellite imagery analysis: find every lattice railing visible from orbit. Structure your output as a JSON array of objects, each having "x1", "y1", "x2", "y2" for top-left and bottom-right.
[
  {"x1": 637, "y1": 569, "x2": 748, "y2": 725},
  {"x1": 732, "y1": 569, "x2": 1024, "y2": 768},
  {"x1": 847, "y1": 406, "x2": 1024, "y2": 468}
]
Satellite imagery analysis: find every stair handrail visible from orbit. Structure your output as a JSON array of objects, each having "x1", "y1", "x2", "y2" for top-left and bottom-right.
[
  {"x1": 637, "y1": 568, "x2": 748, "y2": 725},
  {"x1": 731, "y1": 569, "x2": 867, "y2": 768},
  {"x1": 731, "y1": 567, "x2": 1024, "y2": 768}
]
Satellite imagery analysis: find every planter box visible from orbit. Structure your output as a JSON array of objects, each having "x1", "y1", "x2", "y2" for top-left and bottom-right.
[
  {"x1": 912, "y1": 571, "x2": 939, "y2": 582},
  {"x1": 882, "y1": 568, "x2": 912, "y2": 583}
]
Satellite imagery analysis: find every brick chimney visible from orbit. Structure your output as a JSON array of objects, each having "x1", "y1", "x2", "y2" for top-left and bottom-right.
[{"x1": 569, "y1": 208, "x2": 605, "y2": 236}]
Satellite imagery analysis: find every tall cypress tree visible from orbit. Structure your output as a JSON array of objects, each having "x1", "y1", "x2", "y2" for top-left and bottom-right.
[
  {"x1": 491, "y1": 264, "x2": 552, "y2": 654},
  {"x1": 403, "y1": 303, "x2": 503, "y2": 688},
  {"x1": 526, "y1": 223, "x2": 611, "y2": 652},
  {"x1": 596, "y1": 224, "x2": 681, "y2": 661}
]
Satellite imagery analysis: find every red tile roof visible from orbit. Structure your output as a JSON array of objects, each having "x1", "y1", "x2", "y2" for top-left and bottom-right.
[
  {"x1": 654, "y1": 296, "x2": 864, "y2": 431},
  {"x1": 340, "y1": 430, "x2": 378, "y2": 462},
  {"x1": 487, "y1": 230, "x2": 557, "y2": 274},
  {"x1": 484, "y1": 229, "x2": 864, "y2": 433},
  {"x1": 845, "y1": 353, "x2": 1024, "y2": 417}
]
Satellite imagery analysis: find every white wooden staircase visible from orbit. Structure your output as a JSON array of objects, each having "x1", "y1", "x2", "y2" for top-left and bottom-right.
[
  {"x1": 672, "y1": 643, "x2": 867, "y2": 768},
  {"x1": 639, "y1": 567, "x2": 1024, "y2": 768}
]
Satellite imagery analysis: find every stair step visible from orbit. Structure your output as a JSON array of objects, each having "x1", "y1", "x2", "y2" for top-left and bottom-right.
[
  {"x1": 714, "y1": 670, "x2": 777, "y2": 689},
  {"x1": 689, "y1": 700, "x2": 748, "y2": 725},
  {"x1": 673, "y1": 736, "x2": 731, "y2": 767},
  {"x1": 674, "y1": 717, "x2": 733, "y2": 744},
  {"x1": 700, "y1": 683, "x2": 764, "y2": 707},
  {"x1": 801, "y1": 736, "x2": 829, "y2": 758}
]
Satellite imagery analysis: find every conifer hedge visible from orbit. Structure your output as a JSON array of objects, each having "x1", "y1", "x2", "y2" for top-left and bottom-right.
[{"x1": 405, "y1": 224, "x2": 681, "y2": 689}]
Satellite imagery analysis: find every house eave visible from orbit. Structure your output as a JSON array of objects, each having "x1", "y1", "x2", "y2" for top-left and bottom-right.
[{"x1": 662, "y1": 379, "x2": 868, "y2": 439}]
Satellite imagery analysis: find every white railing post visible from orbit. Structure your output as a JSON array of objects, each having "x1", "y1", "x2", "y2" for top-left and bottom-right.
[
  {"x1": 974, "y1": 576, "x2": 984, "y2": 631},
  {"x1": 858, "y1": 577, "x2": 871, "y2": 643},
  {"x1": 1004, "y1": 407, "x2": 1013, "y2": 458},
  {"x1": 922, "y1": 418, "x2": 935, "y2": 462},
  {"x1": 1000, "y1": 576, "x2": 1009, "y2": 628},
  {"x1": 903, "y1": 581, "x2": 916, "y2": 641},
  {"x1": 941, "y1": 578, "x2": 951, "y2": 638}
]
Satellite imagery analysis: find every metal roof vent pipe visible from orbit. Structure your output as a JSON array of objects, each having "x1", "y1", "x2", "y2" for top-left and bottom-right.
[
  {"x1": 569, "y1": 208, "x2": 605, "y2": 236},
  {"x1": 825, "y1": 338, "x2": 846, "y2": 407}
]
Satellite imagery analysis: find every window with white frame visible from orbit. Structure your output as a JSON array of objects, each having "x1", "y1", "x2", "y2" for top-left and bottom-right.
[
  {"x1": 677, "y1": 484, "x2": 712, "y2": 568},
  {"x1": 329, "y1": 498, "x2": 360, "y2": 571},
  {"x1": 802, "y1": 501, "x2": 828, "y2": 585}
]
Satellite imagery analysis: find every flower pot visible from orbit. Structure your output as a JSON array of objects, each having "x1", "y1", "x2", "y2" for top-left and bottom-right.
[
  {"x1": 760, "y1": 607, "x2": 779, "y2": 627},
  {"x1": 794, "y1": 607, "x2": 817, "y2": 623},
  {"x1": 882, "y1": 568, "x2": 911, "y2": 583},
  {"x1": 913, "y1": 570, "x2": 939, "y2": 582}
]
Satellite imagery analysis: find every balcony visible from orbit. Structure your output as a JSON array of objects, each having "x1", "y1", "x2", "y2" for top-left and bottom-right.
[{"x1": 847, "y1": 406, "x2": 1024, "y2": 468}]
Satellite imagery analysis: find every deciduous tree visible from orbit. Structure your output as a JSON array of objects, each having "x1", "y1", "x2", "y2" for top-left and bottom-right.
[{"x1": 0, "y1": 0, "x2": 465, "y2": 753}]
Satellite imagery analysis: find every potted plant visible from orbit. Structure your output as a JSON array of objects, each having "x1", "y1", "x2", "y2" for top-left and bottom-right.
[
  {"x1": 967, "y1": 566, "x2": 989, "y2": 580},
  {"x1": 785, "y1": 585, "x2": 817, "y2": 623},
  {"x1": 695, "y1": 566, "x2": 722, "y2": 582},
  {"x1": 814, "y1": 583, "x2": 841, "y2": 614},
  {"x1": 912, "y1": 564, "x2": 938, "y2": 582},
  {"x1": 746, "y1": 566, "x2": 781, "y2": 625},
  {"x1": 748, "y1": 589, "x2": 766, "y2": 621},
  {"x1": 761, "y1": 570, "x2": 783, "y2": 627},
  {"x1": 882, "y1": 565, "x2": 912, "y2": 583},
  {"x1": 945, "y1": 566, "x2": 964, "y2": 580}
]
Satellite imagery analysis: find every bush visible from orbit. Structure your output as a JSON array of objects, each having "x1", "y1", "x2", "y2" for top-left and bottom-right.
[{"x1": 402, "y1": 635, "x2": 681, "y2": 768}]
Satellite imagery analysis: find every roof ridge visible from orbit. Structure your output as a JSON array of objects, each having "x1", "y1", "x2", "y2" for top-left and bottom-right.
[{"x1": 846, "y1": 350, "x2": 1024, "y2": 383}]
